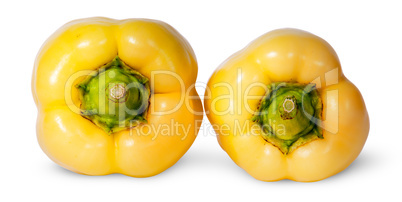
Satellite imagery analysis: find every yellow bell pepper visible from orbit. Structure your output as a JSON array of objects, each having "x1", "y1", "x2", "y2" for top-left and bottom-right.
[
  {"x1": 32, "y1": 17, "x2": 203, "y2": 177},
  {"x1": 204, "y1": 28, "x2": 369, "y2": 182}
]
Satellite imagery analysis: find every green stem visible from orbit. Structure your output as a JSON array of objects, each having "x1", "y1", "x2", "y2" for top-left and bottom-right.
[
  {"x1": 76, "y1": 56, "x2": 150, "y2": 134},
  {"x1": 252, "y1": 82, "x2": 323, "y2": 154}
]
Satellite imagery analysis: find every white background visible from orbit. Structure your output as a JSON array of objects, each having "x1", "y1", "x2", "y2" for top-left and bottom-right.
[{"x1": 0, "y1": 0, "x2": 400, "y2": 201}]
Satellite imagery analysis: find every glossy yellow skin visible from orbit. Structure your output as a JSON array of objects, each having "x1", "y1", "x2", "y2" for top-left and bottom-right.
[
  {"x1": 32, "y1": 18, "x2": 203, "y2": 177},
  {"x1": 204, "y1": 29, "x2": 369, "y2": 182}
]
